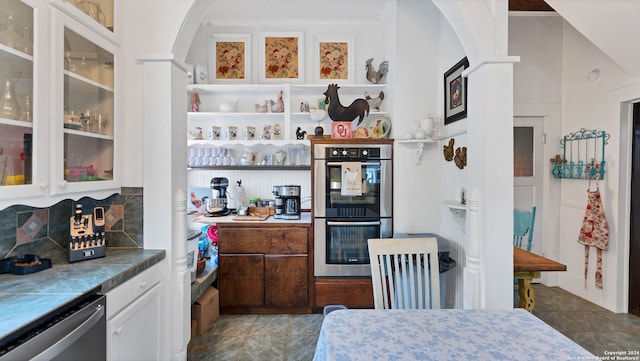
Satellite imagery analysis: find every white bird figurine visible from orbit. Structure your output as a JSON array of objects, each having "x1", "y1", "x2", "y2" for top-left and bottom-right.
[
  {"x1": 255, "y1": 100, "x2": 269, "y2": 113},
  {"x1": 364, "y1": 91, "x2": 385, "y2": 111}
]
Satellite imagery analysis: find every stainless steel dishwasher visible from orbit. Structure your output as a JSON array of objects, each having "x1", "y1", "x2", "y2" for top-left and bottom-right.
[{"x1": 0, "y1": 291, "x2": 106, "y2": 361}]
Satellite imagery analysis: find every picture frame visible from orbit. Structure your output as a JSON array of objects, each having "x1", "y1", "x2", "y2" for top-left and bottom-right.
[
  {"x1": 443, "y1": 57, "x2": 469, "y2": 125},
  {"x1": 208, "y1": 34, "x2": 251, "y2": 83},
  {"x1": 259, "y1": 32, "x2": 304, "y2": 83},
  {"x1": 314, "y1": 35, "x2": 354, "y2": 83}
]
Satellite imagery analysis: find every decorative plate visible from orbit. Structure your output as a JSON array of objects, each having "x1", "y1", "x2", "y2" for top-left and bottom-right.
[{"x1": 365, "y1": 115, "x2": 391, "y2": 139}]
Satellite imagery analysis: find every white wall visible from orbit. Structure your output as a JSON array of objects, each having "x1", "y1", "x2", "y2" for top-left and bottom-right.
[{"x1": 558, "y1": 22, "x2": 639, "y2": 312}]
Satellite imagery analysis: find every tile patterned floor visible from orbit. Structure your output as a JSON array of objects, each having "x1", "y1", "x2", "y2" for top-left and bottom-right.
[
  {"x1": 188, "y1": 314, "x2": 324, "y2": 361},
  {"x1": 188, "y1": 284, "x2": 640, "y2": 360},
  {"x1": 532, "y1": 284, "x2": 640, "y2": 358}
]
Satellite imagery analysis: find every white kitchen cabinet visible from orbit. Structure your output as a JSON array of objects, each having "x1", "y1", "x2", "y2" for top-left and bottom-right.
[
  {"x1": 0, "y1": 0, "x2": 120, "y2": 209},
  {"x1": 106, "y1": 262, "x2": 164, "y2": 361}
]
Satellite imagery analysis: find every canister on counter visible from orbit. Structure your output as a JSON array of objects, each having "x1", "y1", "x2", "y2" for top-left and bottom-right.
[{"x1": 249, "y1": 198, "x2": 260, "y2": 208}]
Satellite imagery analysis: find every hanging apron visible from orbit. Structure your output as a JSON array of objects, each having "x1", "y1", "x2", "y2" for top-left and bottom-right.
[{"x1": 577, "y1": 186, "x2": 609, "y2": 289}]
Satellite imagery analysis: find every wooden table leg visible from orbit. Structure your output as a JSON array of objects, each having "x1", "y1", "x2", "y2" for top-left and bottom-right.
[{"x1": 514, "y1": 271, "x2": 540, "y2": 313}]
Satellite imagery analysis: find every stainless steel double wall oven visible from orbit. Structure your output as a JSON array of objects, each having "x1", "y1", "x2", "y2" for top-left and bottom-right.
[{"x1": 314, "y1": 142, "x2": 393, "y2": 277}]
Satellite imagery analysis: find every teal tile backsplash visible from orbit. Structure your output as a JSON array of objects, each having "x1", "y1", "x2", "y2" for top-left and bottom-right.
[{"x1": 0, "y1": 187, "x2": 144, "y2": 262}]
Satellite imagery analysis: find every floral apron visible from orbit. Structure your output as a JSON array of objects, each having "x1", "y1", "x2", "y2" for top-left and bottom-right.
[{"x1": 577, "y1": 187, "x2": 608, "y2": 289}]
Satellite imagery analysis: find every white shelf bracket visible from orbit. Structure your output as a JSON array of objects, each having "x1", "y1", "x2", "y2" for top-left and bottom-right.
[{"x1": 414, "y1": 142, "x2": 425, "y2": 166}]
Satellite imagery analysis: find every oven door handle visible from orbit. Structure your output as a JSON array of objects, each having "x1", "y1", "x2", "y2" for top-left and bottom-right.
[
  {"x1": 327, "y1": 221, "x2": 381, "y2": 226},
  {"x1": 31, "y1": 303, "x2": 105, "y2": 361},
  {"x1": 326, "y1": 162, "x2": 381, "y2": 167}
]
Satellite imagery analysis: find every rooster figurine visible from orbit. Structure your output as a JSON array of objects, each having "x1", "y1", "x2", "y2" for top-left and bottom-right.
[
  {"x1": 270, "y1": 90, "x2": 285, "y2": 113},
  {"x1": 364, "y1": 91, "x2": 385, "y2": 111},
  {"x1": 296, "y1": 127, "x2": 307, "y2": 140},
  {"x1": 255, "y1": 100, "x2": 269, "y2": 113},
  {"x1": 365, "y1": 58, "x2": 389, "y2": 84}
]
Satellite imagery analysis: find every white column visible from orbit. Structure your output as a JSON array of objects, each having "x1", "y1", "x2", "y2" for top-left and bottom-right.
[
  {"x1": 141, "y1": 55, "x2": 190, "y2": 360},
  {"x1": 464, "y1": 58, "x2": 518, "y2": 309}
]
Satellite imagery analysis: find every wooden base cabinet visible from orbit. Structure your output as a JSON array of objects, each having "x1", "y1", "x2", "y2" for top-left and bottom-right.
[
  {"x1": 218, "y1": 225, "x2": 311, "y2": 313},
  {"x1": 314, "y1": 278, "x2": 374, "y2": 309}
]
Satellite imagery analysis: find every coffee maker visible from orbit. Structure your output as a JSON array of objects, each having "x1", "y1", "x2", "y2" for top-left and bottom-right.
[
  {"x1": 206, "y1": 177, "x2": 231, "y2": 216},
  {"x1": 273, "y1": 185, "x2": 301, "y2": 220}
]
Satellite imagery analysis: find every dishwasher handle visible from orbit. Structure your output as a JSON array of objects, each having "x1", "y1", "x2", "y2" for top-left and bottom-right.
[{"x1": 31, "y1": 303, "x2": 105, "y2": 361}]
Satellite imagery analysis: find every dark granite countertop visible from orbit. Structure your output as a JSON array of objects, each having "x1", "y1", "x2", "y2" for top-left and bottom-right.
[{"x1": 0, "y1": 248, "x2": 165, "y2": 341}]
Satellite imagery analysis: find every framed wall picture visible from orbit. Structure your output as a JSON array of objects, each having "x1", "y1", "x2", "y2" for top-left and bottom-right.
[
  {"x1": 314, "y1": 35, "x2": 354, "y2": 83},
  {"x1": 443, "y1": 57, "x2": 469, "y2": 124},
  {"x1": 208, "y1": 34, "x2": 251, "y2": 83},
  {"x1": 259, "y1": 32, "x2": 304, "y2": 83}
]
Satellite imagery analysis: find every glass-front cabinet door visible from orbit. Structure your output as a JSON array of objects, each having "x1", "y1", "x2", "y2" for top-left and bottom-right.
[
  {"x1": 51, "y1": 0, "x2": 115, "y2": 42},
  {"x1": 52, "y1": 10, "x2": 117, "y2": 195},
  {"x1": 0, "y1": 0, "x2": 44, "y2": 201}
]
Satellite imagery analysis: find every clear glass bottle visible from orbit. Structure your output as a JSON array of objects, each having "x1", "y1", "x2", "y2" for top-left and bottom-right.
[{"x1": 0, "y1": 71, "x2": 22, "y2": 120}]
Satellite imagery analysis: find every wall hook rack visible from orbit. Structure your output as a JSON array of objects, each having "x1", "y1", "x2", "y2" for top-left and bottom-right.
[{"x1": 551, "y1": 128, "x2": 609, "y2": 180}]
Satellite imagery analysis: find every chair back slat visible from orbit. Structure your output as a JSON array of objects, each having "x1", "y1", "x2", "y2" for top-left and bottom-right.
[
  {"x1": 513, "y1": 206, "x2": 536, "y2": 251},
  {"x1": 368, "y1": 237, "x2": 441, "y2": 310}
]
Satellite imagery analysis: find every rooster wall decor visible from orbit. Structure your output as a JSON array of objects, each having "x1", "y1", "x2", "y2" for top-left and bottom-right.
[
  {"x1": 365, "y1": 58, "x2": 389, "y2": 84},
  {"x1": 443, "y1": 138, "x2": 455, "y2": 161},
  {"x1": 454, "y1": 147, "x2": 467, "y2": 169},
  {"x1": 323, "y1": 84, "x2": 369, "y2": 125}
]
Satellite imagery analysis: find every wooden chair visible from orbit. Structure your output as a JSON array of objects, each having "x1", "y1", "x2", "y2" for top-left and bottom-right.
[
  {"x1": 514, "y1": 206, "x2": 536, "y2": 308},
  {"x1": 514, "y1": 206, "x2": 536, "y2": 251},
  {"x1": 368, "y1": 237, "x2": 440, "y2": 309}
]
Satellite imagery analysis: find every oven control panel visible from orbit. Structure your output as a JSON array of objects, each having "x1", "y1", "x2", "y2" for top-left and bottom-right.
[{"x1": 326, "y1": 147, "x2": 381, "y2": 160}]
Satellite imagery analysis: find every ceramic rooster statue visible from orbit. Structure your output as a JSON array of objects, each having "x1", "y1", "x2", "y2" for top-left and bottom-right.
[
  {"x1": 365, "y1": 58, "x2": 389, "y2": 84},
  {"x1": 364, "y1": 91, "x2": 385, "y2": 111},
  {"x1": 323, "y1": 84, "x2": 370, "y2": 125}
]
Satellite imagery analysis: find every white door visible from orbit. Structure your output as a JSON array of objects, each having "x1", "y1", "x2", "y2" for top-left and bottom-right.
[{"x1": 514, "y1": 117, "x2": 543, "y2": 255}]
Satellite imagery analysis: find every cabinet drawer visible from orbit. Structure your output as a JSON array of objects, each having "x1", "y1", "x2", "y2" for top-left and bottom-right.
[
  {"x1": 106, "y1": 261, "x2": 164, "y2": 319},
  {"x1": 219, "y1": 227, "x2": 308, "y2": 254}
]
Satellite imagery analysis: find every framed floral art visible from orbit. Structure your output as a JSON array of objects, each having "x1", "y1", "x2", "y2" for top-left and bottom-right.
[
  {"x1": 314, "y1": 36, "x2": 354, "y2": 83},
  {"x1": 259, "y1": 32, "x2": 304, "y2": 83},
  {"x1": 208, "y1": 34, "x2": 251, "y2": 83}
]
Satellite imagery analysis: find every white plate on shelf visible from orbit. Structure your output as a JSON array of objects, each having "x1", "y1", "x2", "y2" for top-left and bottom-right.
[{"x1": 365, "y1": 115, "x2": 391, "y2": 139}]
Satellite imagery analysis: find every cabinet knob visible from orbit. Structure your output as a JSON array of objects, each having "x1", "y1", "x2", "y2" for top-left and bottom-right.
[
  {"x1": 40, "y1": 183, "x2": 48, "y2": 190},
  {"x1": 58, "y1": 180, "x2": 68, "y2": 188},
  {"x1": 114, "y1": 326, "x2": 123, "y2": 335},
  {"x1": 139, "y1": 281, "x2": 147, "y2": 289}
]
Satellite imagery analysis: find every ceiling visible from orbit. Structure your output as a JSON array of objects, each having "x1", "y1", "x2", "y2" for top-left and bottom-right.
[{"x1": 202, "y1": 0, "x2": 554, "y2": 23}]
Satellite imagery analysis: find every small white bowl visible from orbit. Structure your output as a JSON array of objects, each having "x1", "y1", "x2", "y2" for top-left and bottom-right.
[{"x1": 309, "y1": 108, "x2": 327, "y2": 121}]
